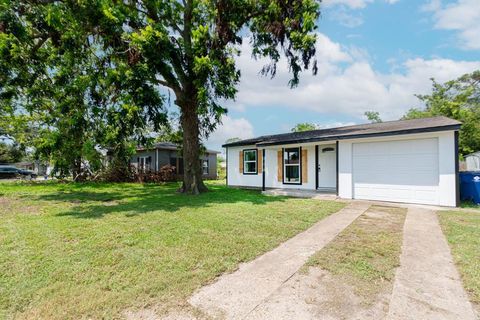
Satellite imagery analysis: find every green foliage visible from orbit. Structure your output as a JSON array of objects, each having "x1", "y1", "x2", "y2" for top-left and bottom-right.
[
  {"x1": 155, "y1": 125, "x2": 183, "y2": 146},
  {"x1": 217, "y1": 154, "x2": 226, "y2": 179},
  {"x1": 0, "y1": 142, "x2": 25, "y2": 163},
  {"x1": 0, "y1": 0, "x2": 320, "y2": 189},
  {"x1": 403, "y1": 71, "x2": 480, "y2": 156},
  {"x1": 364, "y1": 111, "x2": 382, "y2": 123},
  {"x1": 291, "y1": 122, "x2": 317, "y2": 132},
  {"x1": 0, "y1": 1, "x2": 169, "y2": 179}
]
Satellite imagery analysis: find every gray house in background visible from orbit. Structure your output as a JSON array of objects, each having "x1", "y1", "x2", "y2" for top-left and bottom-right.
[{"x1": 131, "y1": 142, "x2": 219, "y2": 180}]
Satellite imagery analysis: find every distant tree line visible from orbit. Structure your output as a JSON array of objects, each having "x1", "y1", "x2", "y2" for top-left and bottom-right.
[{"x1": 290, "y1": 70, "x2": 479, "y2": 157}]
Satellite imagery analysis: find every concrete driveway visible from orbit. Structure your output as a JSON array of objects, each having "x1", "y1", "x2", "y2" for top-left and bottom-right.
[{"x1": 185, "y1": 202, "x2": 477, "y2": 320}]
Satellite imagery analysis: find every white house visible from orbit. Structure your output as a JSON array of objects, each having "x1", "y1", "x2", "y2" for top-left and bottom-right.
[
  {"x1": 223, "y1": 116, "x2": 461, "y2": 207},
  {"x1": 465, "y1": 151, "x2": 480, "y2": 171}
]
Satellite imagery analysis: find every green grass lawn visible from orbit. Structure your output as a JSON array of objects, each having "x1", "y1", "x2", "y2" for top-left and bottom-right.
[
  {"x1": 460, "y1": 200, "x2": 480, "y2": 210},
  {"x1": 0, "y1": 180, "x2": 344, "y2": 319},
  {"x1": 438, "y1": 210, "x2": 480, "y2": 311}
]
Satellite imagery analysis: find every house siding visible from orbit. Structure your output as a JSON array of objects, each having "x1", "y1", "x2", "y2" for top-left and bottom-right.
[
  {"x1": 227, "y1": 144, "x2": 317, "y2": 190},
  {"x1": 264, "y1": 146, "x2": 316, "y2": 190},
  {"x1": 130, "y1": 150, "x2": 157, "y2": 170},
  {"x1": 227, "y1": 145, "x2": 262, "y2": 187},
  {"x1": 131, "y1": 148, "x2": 218, "y2": 179},
  {"x1": 205, "y1": 153, "x2": 218, "y2": 179}
]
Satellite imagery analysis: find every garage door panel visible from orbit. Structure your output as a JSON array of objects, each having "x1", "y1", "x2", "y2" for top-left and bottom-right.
[
  {"x1": 352, "y1": 138, "x2": 440, "y2": 205},
  {"x1": 354, "y1": 172, "x2": 437, "y2": 186},
  {"x1": 415, "y1": 190, "x2": 438, "y2": 201}
]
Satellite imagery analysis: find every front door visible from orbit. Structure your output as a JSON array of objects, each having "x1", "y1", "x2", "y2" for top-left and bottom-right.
[{"x1": 317, "y1": 145, "x2": 337, "y2": 189}]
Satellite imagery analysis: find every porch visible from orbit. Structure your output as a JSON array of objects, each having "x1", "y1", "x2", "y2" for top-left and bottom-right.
[{"x1": 262, "y1": 188, "x2": 339, "y2": 201}]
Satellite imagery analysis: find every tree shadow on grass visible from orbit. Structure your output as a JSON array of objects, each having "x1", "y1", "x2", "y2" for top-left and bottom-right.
[{"x1": 28, "y1": 182, "x2": 287, "y2": 219}]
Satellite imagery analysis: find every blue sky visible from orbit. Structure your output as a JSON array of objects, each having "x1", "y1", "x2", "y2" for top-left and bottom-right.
[{"x1": 206, "y1": 0, "x2": 480, "y2": 152}]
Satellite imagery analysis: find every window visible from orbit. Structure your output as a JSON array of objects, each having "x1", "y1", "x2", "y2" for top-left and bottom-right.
[
  {"x1": 169, "y1": 157, "x2": 184, "y2": 174},
  {"x1": 138, "y1": 156, "x2": 152, "y2": 172},
  {"x1": 243, "y1": 149, "x2": 257, "y2": 174},
  {"x1": 202, "y1": 159, "x2": 209, "y2": 175},
  {"x1": 284, "y1": 147, "x2": 301, "y2": 184}
]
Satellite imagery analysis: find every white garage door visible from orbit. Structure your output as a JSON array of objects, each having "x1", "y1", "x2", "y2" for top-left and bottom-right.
[{"x1": 352, "y1": 138, "x2": 440, "y2": 205}]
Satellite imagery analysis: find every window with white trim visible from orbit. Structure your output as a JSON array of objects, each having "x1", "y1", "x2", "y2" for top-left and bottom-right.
[
  {"x1": 284, "y1": 147, "x2": 301, "y2": 184},
  {"x1": 202, "y1": 159, "x2": 209, "y2": 175},
  {"x1": 138, "y1": 156, "x2": 152, "y2": 172},
  {"x1": 243, "y1": 149, "x2": 257, "y2": 174}
]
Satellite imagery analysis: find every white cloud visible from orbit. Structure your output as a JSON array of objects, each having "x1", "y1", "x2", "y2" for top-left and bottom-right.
[
  {"x1": 421, "y1": 0, "x2": 441, "y2": 11},
  {"x1": 323, "y1": 0, "x2": 399, "y2": 9},
  {"x1": 206, "y1": 115, "x2": 254, "y2": 149},
  {"x1": 325, "y1": 0, "x2": 400, "y2": 27},
  {"x1": 425, "y1": 0, "x2": 480, "y2": 50},
  {"x1": 323, "y1": 0, "x2": 373, "y2": 9},
  {"x1": 329, "y1": 7, "x2": 364, "y2": 27},
  {"x1": 319, "y1": 121, "x2": 357, "y2": 129},
  {"x1": 229, "y1": 33, "x2": 480, "y2": 120}
]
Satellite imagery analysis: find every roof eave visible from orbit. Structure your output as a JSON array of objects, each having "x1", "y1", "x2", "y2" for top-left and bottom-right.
[
  {"x1": 222, "y1": 141, "x2": 261, "y2": 148},
  {"x1": 136, "y1": 145, "x2": 220, "y2": 154},
  {"x1": 255, "y1": 124, "x2": 462, "y2": 147}
]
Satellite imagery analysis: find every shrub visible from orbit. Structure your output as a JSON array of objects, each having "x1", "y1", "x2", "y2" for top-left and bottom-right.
[{"x1": 135, "y1": 164, "x2": 177, "y2": 183}]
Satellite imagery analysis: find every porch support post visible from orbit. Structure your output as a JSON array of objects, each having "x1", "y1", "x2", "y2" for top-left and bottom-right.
[
  {"x1": 454, "y1": 131, "x2": 460, "y2": 207},
  {"x1": 262, "y1": 149, "x2": 265, "y2": 191},
  {"x1": 336, "y1": 141, "x2": 339, "y2": 196},
  {"x1": 225, "y1": 147, "x2": 228, "y2": 186},
  {"x1": 315, "y1": 145, "x2": 319, "y2": 190}
]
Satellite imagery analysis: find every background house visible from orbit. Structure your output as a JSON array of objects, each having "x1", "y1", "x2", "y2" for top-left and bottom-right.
[
  {"x1": 14, "y1": 160, "x2": 50, "y2": 176},
  {"x1": 465, "y1": 151, "x2": 480, "y2": 171},
  {"x1": 131, "y1": 142, "x2": 219, "y2": 180}
]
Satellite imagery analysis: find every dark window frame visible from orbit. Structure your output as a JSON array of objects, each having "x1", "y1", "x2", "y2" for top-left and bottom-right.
[
  {"x1": 243, "y1": 148, "x2": 258, "y2": 175},
  {"x1": 283, "y1": 147, "x2": 302, "y2": 185},
  {"x1": 169, "y1": 156, "x2": 184, "y2": 174}
]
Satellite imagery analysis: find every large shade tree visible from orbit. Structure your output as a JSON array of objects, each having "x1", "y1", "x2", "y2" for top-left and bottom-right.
[
  {"x1": 1, "y1": 0, "x2": 321, "y2": 193},
  {"x1": 1, "y1": 1, "x2": 169, "y2": 179}
]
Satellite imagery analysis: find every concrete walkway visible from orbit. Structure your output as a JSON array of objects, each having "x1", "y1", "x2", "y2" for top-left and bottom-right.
[
  {"x1": 387, "y1": 208, "x2": 477, "y2": 320},
  {"x1": 189, "y1": 202, "x2": 370, "y2": 319}
]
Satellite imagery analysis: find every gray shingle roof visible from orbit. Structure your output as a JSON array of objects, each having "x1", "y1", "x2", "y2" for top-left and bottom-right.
[{"x1": 222, "y1": 116, "x2": 461, "y2": 147}]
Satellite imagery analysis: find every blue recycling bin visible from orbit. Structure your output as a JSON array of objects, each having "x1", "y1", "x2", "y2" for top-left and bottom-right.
[{"x1": 459, "y1": 172, "x2": 480, "y2": 205}]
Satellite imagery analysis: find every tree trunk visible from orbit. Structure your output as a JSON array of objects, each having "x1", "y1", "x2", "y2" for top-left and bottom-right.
[
  {"x1": 72, "y1": 156, "x2": 83, "y2": 182},
  {"x1": 178, "y1": 99, "x2": 208, "y2": 194}
]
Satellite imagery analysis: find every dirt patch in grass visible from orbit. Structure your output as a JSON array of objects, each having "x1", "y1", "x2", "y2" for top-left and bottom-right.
[
  {"x1": 438, "y1": 210, "x2": 480, "y2": 314},
  {"x1": 0, "y1": 197, "x2": 40, "y2": 215},
  {"x1": 301, "y1": 205, "x2": 407, "y2": 318}
]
